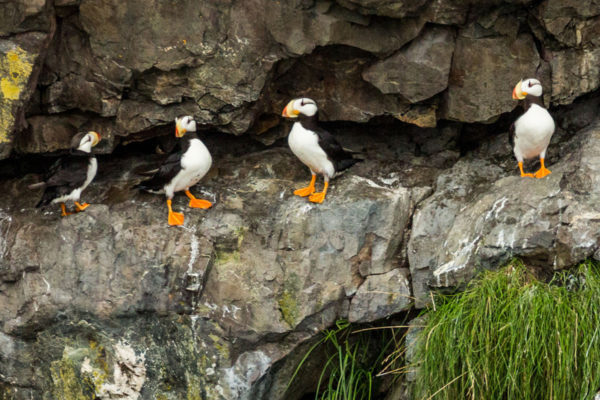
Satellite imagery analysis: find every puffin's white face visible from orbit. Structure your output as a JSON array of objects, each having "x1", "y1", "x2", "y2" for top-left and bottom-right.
[
  {"x1": 76, "y1": 131, "x2": 101, "y2": 153},
  {"x1": 175, "y1": 115, "x2": 197, "y2": 137},
  {"x1": 282, "y1": 98, "x2": 318, "y2": 118},
  {"x1": 512, "y1": 78, "x2": 543, "y2": 100}
]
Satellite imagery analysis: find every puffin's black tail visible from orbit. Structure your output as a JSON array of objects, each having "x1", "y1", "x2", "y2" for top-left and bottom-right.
[
  {"x1": 35, "y1": 189, "x2": 56, "y2": 208},
  {"x1": 336, "y1": 157, "x2": 362, "y2": 172}
]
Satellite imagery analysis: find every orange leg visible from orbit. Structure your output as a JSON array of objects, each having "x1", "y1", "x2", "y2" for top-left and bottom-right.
[
  {"x1": 60, "y1": 203, "x2": 73, "y2": 217},
  {"x1": 309, "y1": 181, "x2": 328, "y2": 204},
  {"x1": 167, "y1": 199, "x2": 185, "y2": 226},
  {"x1": 185, "y1": 190, "x2": 212, "y2": 209},
  {"x1": 534, "y1": 158, "x2": 551, "y2": 179},
  {"x1": 294, "y1": 174, "x2": 316, "y2": 197},
  {"x1": 74, "y1": 201, "x2": 89, "y2": 212},
  {"x1": 518, "y1": 162, "x2": 534, "y2": 178}
]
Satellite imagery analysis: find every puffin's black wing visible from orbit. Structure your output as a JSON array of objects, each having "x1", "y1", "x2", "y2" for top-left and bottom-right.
[
  {"x1": 313, "y1": 126, "x2": 361, "y2": 172},
  {"x1": 35, "y1": 155, "x2": 90, "y2": 207},
  {"x1": 135, "y1": 149, "x2": 183, "y2": 191},
  {"x1": 43, "y1": 156, "x2": 89, "y2": 187},
  {"x1": 509, "y1": 122, "x2": 516, "y2": 149}
]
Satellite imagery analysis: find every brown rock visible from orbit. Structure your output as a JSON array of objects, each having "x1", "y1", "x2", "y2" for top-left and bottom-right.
[{"x1": 442, "y1": 33, "x2": 539, "y2": 123}]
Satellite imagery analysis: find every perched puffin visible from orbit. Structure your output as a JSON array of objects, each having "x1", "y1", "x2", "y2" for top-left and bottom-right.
[
  {"x1": 136, "y1": 115, "x2": 212, "y2": 226},
  {"x1": 281, "y1": 98, "x2": 360, "y2": 203},
  {"x1": 510, "y1": 78, "x2": 555, "y2": 178},
  {"x1": 29, "y1": 131, "x2": 101, "y2": 216}
]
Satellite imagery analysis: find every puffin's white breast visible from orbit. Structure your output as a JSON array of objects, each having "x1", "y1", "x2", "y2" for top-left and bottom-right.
[
  {"x1": 288, "y1": 122, "x2": 335, "y2": 177},
  {"x1": 168, "y1": 139, "x2": 212, "y2": 194},
  {"x1": 514, "y1": 104, "x2": 555, "y2": 159}
]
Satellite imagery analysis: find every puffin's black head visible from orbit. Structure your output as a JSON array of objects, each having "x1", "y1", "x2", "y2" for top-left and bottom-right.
[
  {"x1": 71, "y1": 131, "x2": 101, "y2": 153},
  {"x1": 282, "y1": 98, "x2": 318, "y2": 118},
  {"x1": 175, "y1": 115, "x2": 197, "y2": 138},
  {"x1": 512, "y1": 78, "x2": 543, "y2": 100}
]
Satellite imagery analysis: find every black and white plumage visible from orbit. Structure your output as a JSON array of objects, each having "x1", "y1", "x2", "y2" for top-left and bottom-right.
[
  {"x1": 282, "y1": 97, "x2": 360, "y2": 203},
  {"x1": 29, "y1": 131, "x2": 101, "y2": 216},
  {"x1": 510, "y1": 78, "x2": 555, "y2": 178},
  {"x1": 136, "y1": 115, "x2": 212, "y2": 226}
]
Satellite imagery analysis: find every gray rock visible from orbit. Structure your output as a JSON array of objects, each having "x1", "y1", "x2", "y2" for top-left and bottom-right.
[
  {"x1": 551, "y1": 47, "x2": 600, "y2": 105},
  {"x1": 363, "y1": 26, "x2": 455, "y2": 103},
  {"x1": 409, "y1": 120, "x2": 600, "y2": 307},
  {"x1": 348, "y1": 268, "x2": 412, "y2": 323},
  {"x1": 442, "y1": 33, "x2": 540, "y2": 123},
  {"x1": 0, "y1": 147, "x2": 432, "y2": 398}
]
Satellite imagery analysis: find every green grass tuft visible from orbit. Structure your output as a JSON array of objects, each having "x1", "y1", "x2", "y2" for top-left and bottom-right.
[
  {"x1": 413, "y1": 260, "x2": 600, "y2": 400},
  {"x1": 288, "y1": 320, "x2": 400, "y2": 400}
]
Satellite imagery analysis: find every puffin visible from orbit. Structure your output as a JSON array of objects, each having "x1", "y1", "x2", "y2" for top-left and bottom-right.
[
  {"x1": 29, "y1": 131, "x2": 101, "y2": 216},
  {"x1": 136, "y1": 115, "x2": 212, "y2": 226},
  {"x1": 281, "y1": 98, "x2": 360, "y2": 203},
  {"x1": 510, "y1": 78, "x2": 555, "y2": 178}
]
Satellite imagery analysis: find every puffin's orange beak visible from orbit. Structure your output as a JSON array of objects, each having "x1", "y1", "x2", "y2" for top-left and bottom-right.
[
  {"x1": 90, "y1": 131, "x2": 101, "y2": 146},
  {"x1": 282, "y1": 100, "x2": 300, "y2": 118},
  {"x1": 175, "y1": 125, "x2": 185, "y2": 138},
  {"x1": 512, "y1": 80, "x2": 526, "y2": 100}
]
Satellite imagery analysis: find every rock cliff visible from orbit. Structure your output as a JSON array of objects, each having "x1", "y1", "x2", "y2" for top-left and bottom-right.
[{"x1": 1, "y1": 0, "x2": 600, "y2": 399}]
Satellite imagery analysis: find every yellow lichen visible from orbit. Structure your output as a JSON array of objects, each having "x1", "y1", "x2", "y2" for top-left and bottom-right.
[{"x1": 0, "y1": 47, "x2": 35, "y2": 143}]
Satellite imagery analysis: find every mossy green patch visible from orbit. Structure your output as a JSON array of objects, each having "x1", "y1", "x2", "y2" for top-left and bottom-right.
[
  {"x1": 214, "y1": 249, "x2": 240, "y2": 265},
  {"x1": 278, "y1": 290, "x2": 299, "y2": 327},
  {"x1": 50, "y1": 353, "x2": 92, "y2": 400}
]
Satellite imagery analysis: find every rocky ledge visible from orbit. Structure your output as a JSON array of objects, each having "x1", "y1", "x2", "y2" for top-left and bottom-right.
[{"x1": 0, "y1": 108, "x2": 599, "y2": 398}]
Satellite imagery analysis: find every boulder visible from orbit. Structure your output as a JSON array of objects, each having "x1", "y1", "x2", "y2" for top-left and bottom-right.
[
  {"x1": 442, "y1": 33, "x2": 539, "y2": 123},
  {"x1": 363, "y1": 26, "x2": 455, "y2": 103},
  {"x1": 409, "y1": 120, "x2": 600, "y2": 306}
]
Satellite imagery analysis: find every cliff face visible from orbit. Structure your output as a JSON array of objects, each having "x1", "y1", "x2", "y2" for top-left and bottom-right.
[{"x1": 1, "y1": 1, "x2": 600, "y2": 399}]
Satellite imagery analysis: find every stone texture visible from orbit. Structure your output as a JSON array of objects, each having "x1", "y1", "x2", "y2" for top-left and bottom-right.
[
  {"x1": 363, "y1": 26, "x2": 455, "y2": 103},
  {"x1": 0, "y1": 32, "x2": 48, "y2": 159},
  {"x1": 443, "y1": 33, "x2": 540, "y2": 123},
  {"x1": 348, "y1": 268, "x2": 412, "y2": 323},
  {"x1": 551, "y1": 47, "x2": 600, "y2": 105},
  {"x1": 266, "y1": 1, "x2": 425, "y2": 56},
  {"x1": 0, "y1": 141, "x2": 431, "y2": 398},
  {"x1": 409, "y1": 119, "x2": 600, "y2": 307}
]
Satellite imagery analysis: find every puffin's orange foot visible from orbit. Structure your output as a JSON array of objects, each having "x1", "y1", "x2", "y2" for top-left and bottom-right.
[
  {"x1": 189, "y1": 198, "x2": 212, "y2": 209},
  {"x1": 293, "y1": 186, "x2": 315, "y2": 197},
  {"x1": 534, "y1": 168, "x2": 551, "y2": 179},
  {"x1": 74, "y1": 202, "x2": 89, "y2": 212},
  {"x1": 308, "y1": 191, "x2": 326, "y2": 203},
  {"x1": 168, "y1": 211, "x2": 185, "y2": 226},
  {"x1": 520, "y1": 172, "x2": 535, "y2": 178},
  {"x1": 60, "y1": 203, "x2": 73, "y2": 217}
]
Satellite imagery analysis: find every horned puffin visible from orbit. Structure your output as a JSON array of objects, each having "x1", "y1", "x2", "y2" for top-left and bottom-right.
[
  {"x1": 29, "y1": 131, "x2": 101, "y2": 216},
  {"x1": 510, "y1": 78, "x2": 555, "y2": 178},
  {"x1": 136, "y1": 115, "x2": 212, "y2": 226},
  {"x1": 281, "y1": 98, "x2": 360, "y2": 203}
]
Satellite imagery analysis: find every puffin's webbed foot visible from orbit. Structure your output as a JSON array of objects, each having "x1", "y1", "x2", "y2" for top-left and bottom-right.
[
  {"x1": 60, "y1": 203, "x2": 73, "y2": 217},
  {"x1": 308, "y1": 181, "x2": 329, "y2": 204},
  {"x1": 533, "y1": 158, "x2": 551, "y2": 179},
  {"x1": 518, "y1": 162, "x2": 534, "y2": 178},
  {"x1": 185, "y1": 190, "x2": 212, "y2": 209},
  {"x1": 167, "y1": 199, "x2": 184, "y2": 226},
  {"x1": 74, "y1": 202, "x2": 89, "y2": 212},
  {"x1": 294, "y1": 174, "x2": 316, "y2": 197}
]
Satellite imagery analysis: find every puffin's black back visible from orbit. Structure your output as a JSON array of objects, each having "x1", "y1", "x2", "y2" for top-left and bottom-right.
[
  {"x1": 135, "y1": 134, "x2": 195, "y2": 191},
  {"x1": 298, "y1": 115, "x2": 361, "y2": 172},
  {"x1": 36, "y1": 154, "x2": 91, "y2": 207}
]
